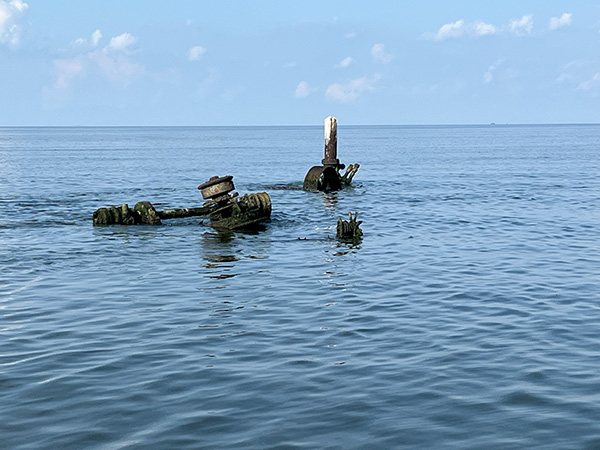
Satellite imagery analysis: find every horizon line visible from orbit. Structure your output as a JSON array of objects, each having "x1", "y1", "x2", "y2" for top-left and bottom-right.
[{"x1": 1, "y1": 122, "x2": 599, "y2": 128}]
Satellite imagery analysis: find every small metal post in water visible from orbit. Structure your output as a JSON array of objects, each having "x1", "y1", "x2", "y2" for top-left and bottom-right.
[
  {"x1": 322, "y1": 116, "x2": 340, "y2": 168},
  {"x1": 302, "y1": 115, "x2": 359, "y2": 191}
]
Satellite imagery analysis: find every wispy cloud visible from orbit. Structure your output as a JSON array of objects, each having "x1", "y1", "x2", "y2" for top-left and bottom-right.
[
  {"x1": 53, "y1": 31, "x2": 144, "y2": 89},
  {"x1": 549, "y1": 13, "x2": 572, "y2": 30},
  {"x1": 0, "y1": 0, "x2": 28, "y2": 47},
  {"x1": 577, "y1": 72, "x2": 600, "y2": 91},
  {"x1": 508, "y1": 14, "x2": 533, "y2": 35},
  {"x1": 74, "y1": 29, "x2": 102, "y2": 48},
  {"x1": 427, "y1": 19, "x2": 498, "y2": 40},
  {"x1": 221, "y1": 86, "x2": 243, "y2": 103},
  {"x1": 334, "y1": 56, "x2": 354, "y2": 69},
  {"x1": 91, "y1": 33, "x2": 143, "y2": 84},
  {"x1": 428, "y1": 15, "x2": 543, "y2": 40},
  {"x1": 557, "y1": 60, "x2": 596, "y2": 86},
  {"x1": 483, "y1": 58, "x2": 505, "y2": 84},
  {"x1": 91, "y1": 29, "x2": 102, "y2": 47},
  {"x1": 325, "y1": 74, "x2": 380, "y2": 102},
  {"x1": 196, "y1": 67, "x2": 220, "y2": 97},
  {"x1": 295, "y1": 80, "x2": 315, "y2": 98},
  {"x1": 53, "y1": 58, "x2": 85, "y2": 89},
  {"x1": 371, "y1": 44, "x2": 392, "y2": 63},
  {"x1": 188, "y1": 45, "x2": 206, "y2": 61}
]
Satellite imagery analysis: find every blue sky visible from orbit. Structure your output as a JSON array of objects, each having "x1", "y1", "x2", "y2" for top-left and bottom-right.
[{"x1": 1, "y1": 1, "x2": 598, "y2": 125}]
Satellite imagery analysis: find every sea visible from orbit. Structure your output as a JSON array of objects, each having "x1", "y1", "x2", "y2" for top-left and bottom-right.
[{"x1": 1, "y1": 124, "x2": 599, "y2": 449}]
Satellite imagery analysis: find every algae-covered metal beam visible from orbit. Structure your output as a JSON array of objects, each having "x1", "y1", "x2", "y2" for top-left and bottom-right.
[
  {"x1": 93, "y1": 175, "x2": 271, "y2": 231},
  {"x1": 93, "y1": 201, "x2": 163, "y2": 226},
  {"x1": 159, "y1": 206, "x2": 212, "y2": 220}
]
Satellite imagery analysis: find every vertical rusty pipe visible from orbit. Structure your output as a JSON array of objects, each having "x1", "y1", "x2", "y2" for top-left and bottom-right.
[{"x1": 321, "y1": 116, "x2": 340, "y2": 167}]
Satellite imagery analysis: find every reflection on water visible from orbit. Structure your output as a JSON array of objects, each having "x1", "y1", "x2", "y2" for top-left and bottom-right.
[
  {"x1": 201, "y1": 230, "x2": 240, "y2": 281},
  {"x1": 205, "y1": 230, "x2": 235, "y2": 244},
  {"x1": 200, "y1": 229, "x2": 272, "y2": 283},
  {"x1": 321, "y1": 191, "x2": 339, "y2": 210},
  {"x1": 332, "y1": 242, "x2": 362, "y2": 257}
]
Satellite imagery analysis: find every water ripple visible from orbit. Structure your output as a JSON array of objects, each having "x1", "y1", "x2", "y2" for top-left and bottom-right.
[{"x1": 1, "y1": 125, "x2": 599, "y2": 449}]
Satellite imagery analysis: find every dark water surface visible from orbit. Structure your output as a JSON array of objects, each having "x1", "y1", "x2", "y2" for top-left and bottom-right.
[{"x1": 1, "y1": 125, "x2": 599, "y2": 449}]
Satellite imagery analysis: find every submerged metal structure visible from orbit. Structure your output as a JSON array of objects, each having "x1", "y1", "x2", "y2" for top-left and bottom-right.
[
  {"x1": 336, "y1": 211, "x2": 363, "y2": 244},
  {"x1": 93, "y1": 175, "x2": 271, "y2": 230},
  {"x1": 92, "y1": 115, "x2": 364, "y2": 239},
  {"x1": 303, "y1": 116, "x2": 359, "y2": 192},
  {"x1": 197, "y1": 175, "x2": 271, "y2": 231}
]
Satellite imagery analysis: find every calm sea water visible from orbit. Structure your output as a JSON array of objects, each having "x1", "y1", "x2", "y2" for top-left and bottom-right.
[{"x1": 1, "y1": 125, "x2": 599, "y2": 449}]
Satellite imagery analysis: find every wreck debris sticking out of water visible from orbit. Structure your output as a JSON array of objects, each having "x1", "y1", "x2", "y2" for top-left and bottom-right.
[
  {"x1": 336, "y1": 211, "x2": 363, "y2": 244},
  {"x1": 303, "y1": 116, "x2": 359, "y2": 192},
  {"x1": 92, "y1": 116, "x2": 362, "y2": 239},
  {"x1": 92, "y1": 175, "x2": 271, "y2": 231}
]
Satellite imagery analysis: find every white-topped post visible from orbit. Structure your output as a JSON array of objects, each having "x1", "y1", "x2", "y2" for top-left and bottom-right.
[{"x1": 322, "y1": 116, "x2": 340, "y2": 167}]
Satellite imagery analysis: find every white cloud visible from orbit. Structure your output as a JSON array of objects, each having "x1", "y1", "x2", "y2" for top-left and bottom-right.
[
  {"x1": 335, "y1": 56, "x2": 354, "y2": 69},
  {"x1": 430, "y1": 20, "x2": 465, "y2": 40},
  {"x1": 295, "y1": 81, "x2": 314, "y2": 98},
  {"x1": 0, "y1": 0, "x2": 28, "y2": 46},
  {"x1": 344, "y1": 32, "x2": 356, "y2": 39},
  {"x1": 428, "y1": 19, "x2": 498, "y2": 40},
  {"x1": 52, "y1": 31, "x2": 144, "y2": 89},
  {"x1": 371, "y1": 43, "x2": 392, "y2": 63},
  {"x1": 549, "y1": 13, "x2": 572, "y2": 30},
  {"x1": 325, "y1": 74, "x2": 380, "y2": 102},
  {"x1": 483, "y1": 58, "x2": 505, "y2": 84},
  {"x1": 108, "y1": 32, "x2": 136, "y2": 52},
  {"x1": 188, "y1": 45, "x2": 206, "y2": 61},
  {"x1": 509, "y1": 14, "x2": 533, "y2": 35},
  {"x1": 473, "y1": 21, "x2": 498, "y2": 36}
]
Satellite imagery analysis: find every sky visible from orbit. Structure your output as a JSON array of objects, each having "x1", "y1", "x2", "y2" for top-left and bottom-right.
[{"x1": 0, "y1": 0, "x2": 599, "y2": 126}]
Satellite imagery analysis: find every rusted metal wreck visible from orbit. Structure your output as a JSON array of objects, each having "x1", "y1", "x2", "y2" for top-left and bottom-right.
[
  {"x1": 303, "y1": 116, "x2": 359, "y2": 192},
  {"x1": 93, "y1": 116, "x2": 361, "y2": 236}
]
